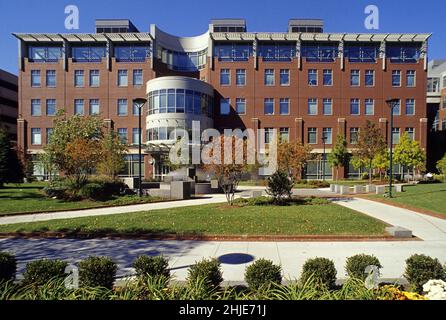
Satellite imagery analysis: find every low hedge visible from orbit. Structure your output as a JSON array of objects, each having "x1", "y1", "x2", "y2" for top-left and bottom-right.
[
  {"x1": 187, "y1": 258, "x2": 223, "y2": 290},
  {"x1": 300, "y1": 257, "x2": 337, "y2": 289},
  {"x1": 245, "y1": 259, "x2": 282, "y2": 290},
  {"x1": 78, "y1": 256, "x2": 117, "y2": 290},
  {"x1": 0, "y1": 252, "x2": 17, "y2": 283},
  {"x1": 404, "y1": 254, "x2": 445, "y2": 293},
  {"x1": 133, "y1": 255, "x2": 170, "y2": 280},
  {"x1": 345, "y1": 254, "x2": 382, "y2": 281},
  {"x1": 23, "y1": 259, "x2": 68, "y2": 286}
]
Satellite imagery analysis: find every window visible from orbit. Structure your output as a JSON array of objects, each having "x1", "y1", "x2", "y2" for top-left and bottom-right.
[
  {"x1": 264, "y1": 98, "x2": 274, "y2": 115},
  {"x1": 31, "y1": 70, "x2": 41, "y2": 87},
  {"x1": 133, "y1": 101, "x2": 142, "y2": 116},
  {"x1": 220, "y1": 69, "x2": 231, "y2": 85},
  {"x1": 72, "y1": 46, "x2": 106, "y2": 63},
  {"x1": 392, "y1": 100, "x2": 401, "y2": 115},
  {"x1": 323, "y1": 98, "x2": 332, "y2": 115},
  {"x1": 29, "y1": 46, "x2": 63, "y2": 62},
  {"x1": 214, "y1": 42, "x2": 253, "y2": 61},
  {"x1": 117, "y1": 99, "x2": 128, "y2": 116},
  {"x1": 350, "y1": 70, "x2": 360, "y2": 86},
  {"x1": 89, "y1": 99, "x2": 100, "y2": 115},
  {"x1": 89, "y1": 70, "x2": 100, "y2": 87},
  {"x1": 264, "y1": 69, "x2": 274, "y2": 86},
  {"x1": 322, "y1": 128, "x2": 332, "y2": 144},
  {"x1": 236, "y1": 69, "x2": 246, "y2": 86},
  {"x1": 443, "y1": 75, "x2": 446, "y2": 89},
  {"x1": 176, "y1": 89, "x2": 185, "y2": 113},
  {"x1": 308, "y1": 98, "x2": 318, "y2": 115},
  {"x1": 365, "y1": 70, "x2": 374, "y2": 87},
  {"x1": 350, "y1": 99, "x2": 360, "y2": 115},
  {"x1": 133, "y1": 69, "x2": 143, "y2": 86},
  {"x1": 117, "y1": 128, "x2": 128, "y2": 144},
  {"x1": 323, "y1": 69, "x2": 332, "y2": 86},
  {"x1": 157, "y1": 47, "x2": 207, "y2": 72},
  {"x1": 46, "y1": 70, "x2": 56, "y2": 87},
  {"x1": 406, "y1": 70, "x2": 416, "y2": 87},
  {"x1": 405, "y1": 128, "x2": 415, "y2": 140},
  {"x1": 132, "y1": 128, "x2": 142, "y2": 145},
  {"x1": 119, "y1": 154, "x2": 146, "y2": 177},
  {"x1": 427, "y1": 78, "x2": 440, "y2": 93},
  {"x1": 74, "y1": 99, "x2": 84, "y2": 115},
  {"x1": 308, "y1": 69, "x2": 318, "y2": 86},
  {"x1": 220, "y1": 98, "x2": 230, "y2": 115},
  {"x1": 365, "y1": 99, "x2": 374, "y2": 115},
  {"x1": 279, "y1": 98, "x2": 289, "y2": 115},
  {"x1": 350, "y1": 128, "x2": 359, "y2": 144},
  {"x1": 115, "y1": 45, "x2": 151, "y2": 62},
  {"x1": 386, "y1": 44, "x2": 420, "y2": 63},
  {"x1": 46, "y1": 128, "x2": 53, "y2": 144},
  {"x1": 168, "y1": 89, "x2": 175, "y2": 113},
  {"x1": 31, "y1": 99, "x2": 41, "y2": 116},
  {"x1": 280, "y1": 69, "x2": 290, "y2": 86},
  {"x1": 118, "y1": 70, "x2": 128, "y2": 87},
  {"x1": 308, "y1": 128, "x2": 317, "y2": 144},
  {"x1": 264, "y1": 128, "x2": 274, "y2": 144},
  {"x1": 392, "y1": 70, "x2": 401, "y2": 87},
  {"x1": 301, "y1": 44, "x2": 338, "y2": 62},
  {"x1": 236, "y1": 98, "x2": 246, "y2": 114},
  {"x1": 31, "y1": 128, "x2": 42, "y2": 145},
  {"x1": 74, "y1": 70, "x2": 84, "y2": 87},
  {"x1": 406, "y1": 99, "x2": 415, "y2": 115},
  {"x1": 279, "y1": 128, "x2": 289, "y2": 142},
  {"x1": 392, "y1": 128, "x2": 400, "y2": 144},
  {"x1": 344, "y1": 43, "x2": 379, "y2": 62},
  {"x1": 259, "y1": 42, "x2": 296, "y2": 61},
  {"x1": 46, "y1": 99, "x2": 56, "y2": 116}
]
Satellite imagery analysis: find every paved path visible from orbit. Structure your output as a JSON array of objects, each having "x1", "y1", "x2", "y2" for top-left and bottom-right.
[
  {"x1": 1, "y1": 187, "x2": 445, "y2": 283},
  {"x1": 0, "y1": 238, "x2": 444, "y2": 284}
]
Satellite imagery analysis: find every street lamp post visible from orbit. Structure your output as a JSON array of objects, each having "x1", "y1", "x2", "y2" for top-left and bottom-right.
[
  {"x1": 133, "y1": 98, "x2": 148, "y2": 197},
  {"x1": 321, "y1": 135, "x2": 327, "y2": 181},
  {"x1": 386, "y1": 98, "x2": 399, "y2": 198}
]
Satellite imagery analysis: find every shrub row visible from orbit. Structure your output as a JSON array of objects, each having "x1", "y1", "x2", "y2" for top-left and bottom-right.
[
  {"x1": 1, "y1": 252, "x2": 444, "y2": 293},
  {"x1": 43, "y1": 177, "x2": 126, "y2": 201}
]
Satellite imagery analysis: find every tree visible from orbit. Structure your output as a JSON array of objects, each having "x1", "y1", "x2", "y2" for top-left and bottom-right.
[
  {"x1": 64, "y1": 138, "x2": 102, "y2": 188},
  {"x1": 437, "y1": 153, "x2": 446, "y2": 177},
  {"x1": 37, "y1": 152, "x2": 57, "y2": 182},
  {"x1": 327, "y1": 135, "x2": 349, "y2": 181},
  {"x1": 266, "y1": 170, "x2": 293, "y2": 204},
  {"x1": 372, "y1": 150, "x2": 390, "y2": 181},
  {"x1": 277, "y1": 141, "x2": 312, "y2": 181},
  {"x1": 43, "y1": 111, "x2": 104, "y2": 185},
  {"x1": 0, "y1": 129, "x2": 24, "y2": 187},
  {"x1": 97, "y1": 131, "x2": 127, "y2": 179},
  {"x1": 394, "y1": 133, "x2": 426, "y2": 182},
  {"x1": 203, "y1": 135, "x2": 255, "y2": 205},
  {"x1": 352, "y1": 121, "x2": 387, "y2": 184}
]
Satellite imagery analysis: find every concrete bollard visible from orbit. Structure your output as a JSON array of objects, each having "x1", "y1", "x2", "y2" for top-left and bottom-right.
[
  {"x1": 334, "y1": 185, "x2": 341, "y2": 193},
  {"x1": 353, "y1": 185, "x2": 363, "y2": 194},
  {"x1": 330, "y1": 184, "x2": 336, "y2": 192},
  {"x1": 376, "y1": 185, "x2": 386, "y2": 194},
  {"x1": 340, "y1": 185, "x2": 350, "y2": 195},
  {"x1": 395, "y1": 185, "x2": 404, "y2": 192},
  {"x1": 365, "y1": 185, "x2": 376, "y2": 193}
]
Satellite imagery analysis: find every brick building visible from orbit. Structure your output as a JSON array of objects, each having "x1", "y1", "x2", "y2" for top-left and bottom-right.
[
  {"x1": 14, "y1": 18, "x2": 430, "y2": 180},
  {"x1": 0, "y1": 69, "x2": 18, "y2": 143}
]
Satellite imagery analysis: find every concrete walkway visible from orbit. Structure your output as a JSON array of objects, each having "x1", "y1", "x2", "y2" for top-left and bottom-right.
[
  {"x1": 1, "y1": 188, "x2": 445, "y2": 283},
  {"x1": 0, "y1": 238, "x2": 444, "y2": 284}
]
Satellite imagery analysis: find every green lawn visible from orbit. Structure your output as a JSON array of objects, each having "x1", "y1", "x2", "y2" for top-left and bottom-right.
[
  {"x1": 0, "y1": 202, "x2": 388, "y2": 236},
  {"x1": 367, "y1": 183, "x2": 446, "y2": 216},
  {"x1": 0, "y1": 183, "x2": 162, "y2": 216}
]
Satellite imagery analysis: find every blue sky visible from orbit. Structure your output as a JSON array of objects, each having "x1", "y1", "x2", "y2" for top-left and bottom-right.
[{"x1": 1, "y1": 0, "x2": 445, "y2": 74}]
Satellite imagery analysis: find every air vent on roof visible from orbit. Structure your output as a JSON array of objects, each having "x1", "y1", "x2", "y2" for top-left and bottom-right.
[
  {"x1": 288, "y1": 19, "x2": 324, "y2": 33},
  {"x1": 210, "y1": 19, "x2": 246, "y2": 33},
  {"x1": 95, "y1": 19, "x2": 139, "y2": 33}
]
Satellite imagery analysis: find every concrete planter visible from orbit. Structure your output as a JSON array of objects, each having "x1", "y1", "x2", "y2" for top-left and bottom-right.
[
  {"x1": 340, "y1": 185, "x2": 350, "y2": 195},
  {"x1": 195, "y1": 183, "x2": 212, "y2": 195},
  {"x1": 330, "y1": 184, "x2": 336, "y2": 192},
  {"x1": 376, "y1": 186, "x2": 386, "y2": 194},
  {"x1": 170, "y1": 181, "x2": 192, "y2": 200},
  {"x1": 353, "y1": 185, "x2": 364, "y2": 194},
  {"x1": 365, "y1": 185, "x2": 376, "y2": 193}
]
